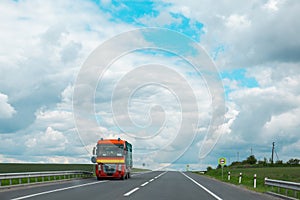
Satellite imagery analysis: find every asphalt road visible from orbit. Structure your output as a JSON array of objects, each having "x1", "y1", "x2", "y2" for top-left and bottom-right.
[{"x1": 0, "y1": 171, "x2": 278, "y2": 200}]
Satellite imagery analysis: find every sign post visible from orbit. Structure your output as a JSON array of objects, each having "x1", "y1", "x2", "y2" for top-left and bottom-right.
[{"x1": 218, "y1": 157, "x2": 226, "y2": 179}]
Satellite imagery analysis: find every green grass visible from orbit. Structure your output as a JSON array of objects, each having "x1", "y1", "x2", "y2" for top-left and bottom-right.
[
  {"x1": 131, "y1": 168, "x2": 151, "y2": 172},
  {"x1": 0, "y1": 163, "x2": 149, "y2": 186},
  {"x1": 0, "y1": 163, "x2": 149, "y2": 173},
  {"x1": 0, "y1": 163, "x2": 95, "y2": 186},
  {"x1": 199, "y1": 167, "x2": 300, "y2": 199},
  {"x1": 0, "y1": 163, "x2": 94, "y2": 173}
]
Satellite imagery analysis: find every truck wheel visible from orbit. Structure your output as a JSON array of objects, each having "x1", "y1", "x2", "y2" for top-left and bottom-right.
[{"x1": 97, "y1": 177, "x2": 102, "y2": 181}]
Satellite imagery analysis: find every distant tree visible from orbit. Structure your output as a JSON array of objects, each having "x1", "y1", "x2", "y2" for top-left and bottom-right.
[
  {"x1": 207, "y1": 166, "x2": 213, "y2": 171},
  {"x1": 275, "y1": 160, "x2": 283, "y2": 165},
  {"x1": 258, "y1": 160, "x2": 265, "y2": 165},
  {"x1": 246, "y1": 155, "x2": 257, "y2": 165},
  {"x1": 269, "y1": 158, "x2": 272, "y2": 163},
  {"x1": 287, "y1": 158, "x2": 300, "y2": 165},
  {"x1": 230, "y1": 161, "x2": 242, "y2": 166}
]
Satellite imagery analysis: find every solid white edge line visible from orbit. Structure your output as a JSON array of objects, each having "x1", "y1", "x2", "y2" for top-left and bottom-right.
[
  {"x1": 11, "y1": 181, "x2": 107, "y2": 200},
  {"x1": 181, "y1": 172, "x2": 223, "y2": 200},
  {"x1": 141, "y1": 182, "x2": 149, "y2": 187},
  {"x1": 123, "y1": 187, "x2": 139, "y2": 197}
]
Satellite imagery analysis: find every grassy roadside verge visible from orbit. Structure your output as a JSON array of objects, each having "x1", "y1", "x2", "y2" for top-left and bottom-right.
[
  {"x1": 0, "y1": 163, "x2": 148, "y2": 173},
  {"x1": 0, "y1": 163, "x2": 94, "y2": 173},
  {"x1": 195, "y1": 167, "x2": 300, "y2": 199},
  {"x1": 0, "y1": 163, "x2": 149, "y2": 186},
  {"x1": 0, "y1": 163, "x2": 95, "y2": 187}
]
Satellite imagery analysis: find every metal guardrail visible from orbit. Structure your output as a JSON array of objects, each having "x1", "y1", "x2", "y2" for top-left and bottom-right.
[
  {"x1": 265, "y1": 178, "x2": 300, "y2": 199},
  {"x1": 0, "y1": 171, "x2": 93, "y2": 187},
  {"x1": 265, "y1": 178, "x2": 300, "y2": 191}
]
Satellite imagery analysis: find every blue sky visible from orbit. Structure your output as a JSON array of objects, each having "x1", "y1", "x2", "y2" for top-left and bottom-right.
[{"x1": 0, "y1": 0, "x2": 299, "y2": 170}]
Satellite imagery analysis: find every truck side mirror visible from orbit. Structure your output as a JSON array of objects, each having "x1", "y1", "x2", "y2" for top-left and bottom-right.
[
  {"x1": 91, "y1": 156, "x2": 96, "y2": 163},
  {"x1": 92, "y1": 147, "x2": 96, "y2": 155}
]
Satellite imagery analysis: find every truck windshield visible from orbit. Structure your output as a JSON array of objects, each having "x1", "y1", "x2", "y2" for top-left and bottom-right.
[{"x1": 97, "y1": 144, "x2": 124, "y2": 157}]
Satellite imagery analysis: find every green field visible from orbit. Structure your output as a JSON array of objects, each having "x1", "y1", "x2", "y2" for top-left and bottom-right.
[
  {"x1": 199, "y1": 167, "x2": 300, "y2": 198},
  {"x1": 0, "y1": 163, "x2": 148, "y2": 173},
  {"x1": 0, "y1": 163, "x2": 94, "y2": 173}
]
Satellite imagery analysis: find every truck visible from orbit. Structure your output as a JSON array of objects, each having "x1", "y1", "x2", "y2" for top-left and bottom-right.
[{"x1": 91, "y1": 138, "x2": 132, "y2": 180}]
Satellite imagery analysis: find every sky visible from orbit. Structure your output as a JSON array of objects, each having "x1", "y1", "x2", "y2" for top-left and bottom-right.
[{"x1": 0, "y1": 0, "x2": 300, "y2": 171}]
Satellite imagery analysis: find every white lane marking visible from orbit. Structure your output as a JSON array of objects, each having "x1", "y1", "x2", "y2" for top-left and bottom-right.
[
  {"x1": 141, "y1": 181, "x2": 149, "y2": 187},
  {"x1": 123, "y1": 187, "x2": 139, "y2": 197},
  {"x1": 123, "y1": 171, "x2": 167, "y2": 197},
  {"x1": 155, "y1": 171, "x2": 167, "y2": 179},
  {"x1": 11, "y1": 181, "x2": 107, "y2": 200},
  {"x1": 181, "y1": 172, "x2": 223, "y2": 200}
]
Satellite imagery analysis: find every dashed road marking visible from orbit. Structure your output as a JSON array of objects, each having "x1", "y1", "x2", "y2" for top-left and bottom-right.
[
  {"x1": 124, "y1": 171, "x2": 167, "y2": 197},
  {"x1": 141, "y1": 181, "x2": 149, "y2": 187},
  {"x1": 123, "y1": 187, "x2": 140, "y2": 197}
]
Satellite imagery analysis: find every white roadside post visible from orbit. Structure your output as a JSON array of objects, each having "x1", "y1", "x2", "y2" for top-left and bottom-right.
[
  {"x1": 228, "y1": 171, "x2": 231, "y2": 181},
  {"x1": 239, "y1": 172, "x2": 242, "y2": 184},
  {"x1": 254, "y1": 174, "x2": 257, "y2": 188}
]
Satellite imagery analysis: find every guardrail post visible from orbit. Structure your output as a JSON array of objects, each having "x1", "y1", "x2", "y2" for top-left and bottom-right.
[
  {"x1": 239, "y1": 173, "x2": 242, "y2": 184},
  {"x1": 0, "y1": 171, "x2": 93, "y2": 187},
  {"x1": 228, "y1": 172, "x2": 230, "y2": 181},
  {"x1": 254, "y1": 174, "x2": 257, "y2": 188}
]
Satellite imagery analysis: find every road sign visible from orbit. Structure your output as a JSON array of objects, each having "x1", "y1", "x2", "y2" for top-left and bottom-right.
[{"x1": 218, "y1": 157, "x2": 226, "y2": 166}]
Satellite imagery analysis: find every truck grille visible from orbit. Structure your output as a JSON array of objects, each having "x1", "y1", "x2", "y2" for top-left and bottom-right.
[{"x1": 103, "y1": 164, "x2": 116, "y2": 175}]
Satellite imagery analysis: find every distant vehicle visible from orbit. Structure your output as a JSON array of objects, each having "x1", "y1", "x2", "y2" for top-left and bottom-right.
[{"x1": 91, "y1": 138, "x2": 132, "y2": 180}]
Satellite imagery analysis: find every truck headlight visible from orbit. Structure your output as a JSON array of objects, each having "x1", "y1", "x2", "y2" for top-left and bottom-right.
[{"x1": 118, "y1": 164, "x2": 122, "y2": 171}]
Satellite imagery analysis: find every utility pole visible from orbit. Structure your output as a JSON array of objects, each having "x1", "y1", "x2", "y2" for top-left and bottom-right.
[{"x1": 271, "y1": 142, "x2": 275, "y2": 164}]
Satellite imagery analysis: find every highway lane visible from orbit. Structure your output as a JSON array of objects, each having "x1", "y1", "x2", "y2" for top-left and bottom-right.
[{"x1": 0, "y1": 171, "x2": 279, "y2": 200}]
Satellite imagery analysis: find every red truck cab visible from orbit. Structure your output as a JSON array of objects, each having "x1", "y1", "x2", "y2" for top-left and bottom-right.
[{"x1": 91, "y1": 138, "x2": 132, "y2": 180}]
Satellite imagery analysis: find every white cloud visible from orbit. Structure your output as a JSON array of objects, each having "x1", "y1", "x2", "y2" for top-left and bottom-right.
[
  {"x1": 263, "y1": 0, "x2": 280, "y2": 11},
  {"x1": 26, "y1": 126, "x2": 68, "y2": 150},
  {"x1": 225, "y1": 14, "x2": 251, "y2": 29},
  {"x1": 0, "y1": 0, "x2": 299, "y2": 169},
  {"x1": 214, "y1": 65, "x2": 300, "y2": 163},
  {"x1": 0, "y1": 92, "x2": 16, "y2": 118}
]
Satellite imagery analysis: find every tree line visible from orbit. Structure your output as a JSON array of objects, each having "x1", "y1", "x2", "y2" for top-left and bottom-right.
[{"x1": 212, "y1": 156, "x2": 300, "y2": 170}]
